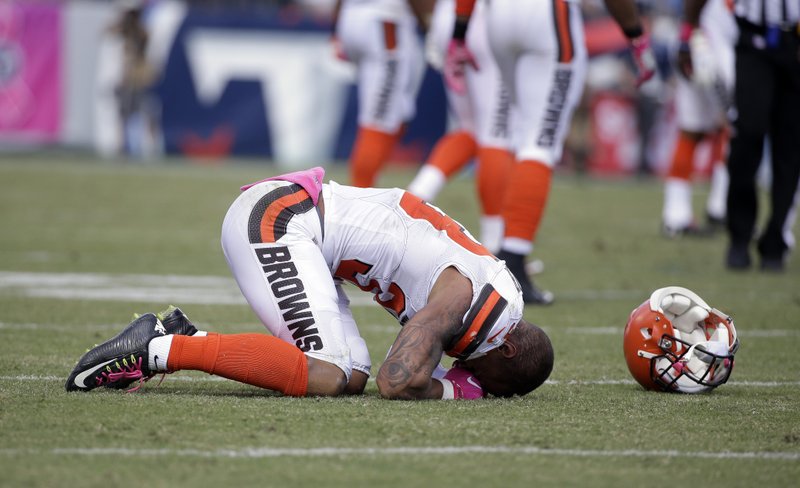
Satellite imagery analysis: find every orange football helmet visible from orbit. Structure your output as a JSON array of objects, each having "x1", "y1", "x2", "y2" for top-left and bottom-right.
[{"x1": 623, "y1": 286, "x2": 739, "y2": 393}]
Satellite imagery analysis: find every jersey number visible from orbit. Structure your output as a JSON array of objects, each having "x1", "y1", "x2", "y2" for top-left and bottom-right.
[
  {"x1": 334, "y1": 259, "x2": 407, "y2": 322},
  {"x1": 399, "y1": 192, "x2": 491, "y2": 257}
]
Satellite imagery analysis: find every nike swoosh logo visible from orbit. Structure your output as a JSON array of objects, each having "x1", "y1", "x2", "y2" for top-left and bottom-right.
[
  {"x1": 487, "y1": 326, "x2": 508, "y2": 344},
  {"x1": 466, "y1": 376, "x2": 481, "y2": 389},
  {"x1": 154, "y1": 355, "x2": 161, "y2": 371},
  {"x1": 73, "y1": 359, "x2": 117, "y2": 388}
]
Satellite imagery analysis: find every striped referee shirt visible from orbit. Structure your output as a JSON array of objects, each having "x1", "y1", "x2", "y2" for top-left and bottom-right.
[{"x1": 734, "y1": 0, "x2": 800, "y2": 26}]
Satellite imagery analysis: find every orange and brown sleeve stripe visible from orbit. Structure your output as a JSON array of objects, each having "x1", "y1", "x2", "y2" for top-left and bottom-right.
[
  {"x1": 446, "y1": 284, "x2": 508, "y2": 360},
  {"x1": 552, "y1": 0, "x2": 574, "y2": 63},
  {"x1": 248, "y1": 184, "x2": 314, "y2": 244},
  {"x1": 383, "y1": 21, "x2": 397, "y2": 51}
]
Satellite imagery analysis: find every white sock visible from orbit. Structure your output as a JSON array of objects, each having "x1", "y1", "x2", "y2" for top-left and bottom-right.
[
  {"x1": 148, "y1": 335, "x2": 174, "y2": 372},
  {"x1": 147, "y1": 331, "x2": 206, "y2": 371},
  {"x1": 407, "y1": 165, "x2": 447, "y2": 202},
  {"x1": 663, "y1": 178, "x2": 693, "y2": 228},
  {"x1": 706, "y1": 163, "x2": 728, "y2": 220},
  {"x1": 501, "y1": 237, "x2": 533, "y2": 256},
  {"x1": 480, "y1": 215, "x2": 504, "y2": 254}
]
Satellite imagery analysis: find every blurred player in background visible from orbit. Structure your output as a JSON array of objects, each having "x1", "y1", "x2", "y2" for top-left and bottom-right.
[
  {"x1": 715, "y1": 0, "x2": 800, "y2": 271},
  {"x1": 333, "y1": 0, "x2": 432, "y2": 187},
  {"x1": 66, "y1": 167, "x2": 554, "y2": 400},
  {"x1": 443, "y1": 0, "x2": 656, "y2": 304},
  {"x1": 95, "y1": 0, "x2": 159, "y2": 160},
  {"x1": 661, "y1": 0, "x2": 736, "y2": 237},
  {"x1": 407, "y1": 0, "x2": 514, "y2": 253}
]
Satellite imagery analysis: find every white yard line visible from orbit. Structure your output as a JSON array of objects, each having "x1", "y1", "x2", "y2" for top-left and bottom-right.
[
  {"x1": 0, "y1": 270, "x2": 373, "y2": 306},
  {"x1": 3, "y1": 320, "x2": 796, "y2": 339},
  {"x1": 0, "y1": 445, "x2": 796, "y2": 461},
  {"x1": 0, "y1": 271, "x2": 648, "y2": 306},
  {"x1": 2, "y1": 375, "x2": 798, "y2": 388}
]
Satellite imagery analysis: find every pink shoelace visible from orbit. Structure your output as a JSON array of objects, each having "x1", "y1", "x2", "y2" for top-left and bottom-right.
[
  {"x1": 95, "y1": 356, "x2": 147, "y2": 392},
  {"x1": 94, "y1": 355, "x2": 174, "y2": 393}
]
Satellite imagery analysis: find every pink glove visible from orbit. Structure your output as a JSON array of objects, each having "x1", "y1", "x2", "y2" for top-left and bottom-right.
[
  {"x1": 443, "y1": 39, "x2": 478, "y2": 95},
  {"x1": 443, "y1": 366, "x2": 484, "y2": 399},
  {"x1": 629, "y1": 34, "x2": 656, "y2": 87}
]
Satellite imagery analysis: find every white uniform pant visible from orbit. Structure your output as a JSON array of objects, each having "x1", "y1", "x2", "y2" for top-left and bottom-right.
[
  {"x1": 487, "y1": 0, "x2": 587, "y2": 166},
  {"x1": 428, "y1": 0, "x2": 512, "y2": 149},
  {"x1": 220, "y1": 181, "x2": 371, "y2": 380},
  {"x1": 337, "y1": 2, "x2": 425, "y2": 132}
]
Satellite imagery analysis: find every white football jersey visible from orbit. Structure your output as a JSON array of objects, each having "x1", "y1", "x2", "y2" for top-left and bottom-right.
[
  {"x1": 321, "y1": 181, "x2": 523, "y2": 359},
  {"x1": 221, "y1": 174, "x2": 524, "y2": 380}
]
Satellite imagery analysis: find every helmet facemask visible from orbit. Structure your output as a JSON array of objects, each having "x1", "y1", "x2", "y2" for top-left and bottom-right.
[
  {"x1": 649, "y1": 310, "x2": 739, "y2": 393},
  {"x1": 625, "y1": 287, "x2": 739, "y2": 394}
]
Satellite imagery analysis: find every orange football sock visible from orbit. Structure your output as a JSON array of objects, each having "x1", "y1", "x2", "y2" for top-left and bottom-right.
[
  {"x1": 667, "y1": 132, "x2": 699, "y2": 180},
  {"x1": 167, "y1": 333, "x2": 308, "y2": 396},
  {"x1": 477, "y1": 147, "x2": 514, "y2": 216},
  {"x1": 350, "y1": 127, "x2": 398, "y2": 187},
  {"x1": 427, "y1": 131, "x2": 478, "y2": 177},
  {"x1": 502, "y1": 160, "x2": 552, "y2": 242}
]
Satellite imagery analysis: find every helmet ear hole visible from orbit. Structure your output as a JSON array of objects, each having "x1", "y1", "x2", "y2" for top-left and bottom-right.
[{"x1": 639, "y1": 327, "x2": 652, "y2": 340}]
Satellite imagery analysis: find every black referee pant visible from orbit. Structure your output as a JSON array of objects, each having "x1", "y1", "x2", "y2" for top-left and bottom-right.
[{"x1": 727, "y1": 20, "x2": 800, "y2": 268}]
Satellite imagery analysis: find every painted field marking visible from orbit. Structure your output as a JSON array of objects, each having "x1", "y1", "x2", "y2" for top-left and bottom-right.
[
  {"x1": 0, "y1": 271, "x2": 649, "y2": 306},
  {"x1": 2, "y1": 375, "x2": 798, "y2": 388},
  {"x1": 0, "y1": 445, "x2": 796, "y2": 461},
  {"x1": 3, "y1": 320, "x2": 796, "y2": 339}
]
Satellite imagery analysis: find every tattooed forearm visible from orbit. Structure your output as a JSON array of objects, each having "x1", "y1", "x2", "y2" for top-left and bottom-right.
[
  {"x1": 377, "y1": 268, "x2": 472, "y2": 399},
  {"x1": 382, "y1": 324, "x2": 439, "y2": 387},
  {"x1": 378, "y1": 322, "x2": 443, "y2": 399}
]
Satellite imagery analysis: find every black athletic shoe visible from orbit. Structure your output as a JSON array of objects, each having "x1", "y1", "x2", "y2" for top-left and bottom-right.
[
  {"x1": 497, "y1": 250, "x2": 555, "y2": 305},
  {"x1": 662, "y1": 222, "x2": 715, "y2": 239},
  {"x1": 705, "y1": 213, "x2": 726, "y2": 231},
  {"x1": 760, "y1": 255, "x2": 786, "y2": 273},
  {"x1": 102, "y1": 306, "x2": 198, "y2": 390},
  {"x1": 725, "y1": 243, "x2": 751, "y2": 270},
  {"x1": 158, "y1": 306, "x2": 198, "y2": 336},
  {"x1": 65, "y1": 313, "x2": 166, "y2": 392}
]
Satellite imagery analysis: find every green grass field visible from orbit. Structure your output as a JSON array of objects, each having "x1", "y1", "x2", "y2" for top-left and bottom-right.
[{"x1": 1, "y1": 156, "x2": 798, "y2": 487}]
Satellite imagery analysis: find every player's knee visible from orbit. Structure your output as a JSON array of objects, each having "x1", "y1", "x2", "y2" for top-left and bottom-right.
[
  {"x1": 343, "y1": 370, "x2": 369, "y2": 395},
  {"x1": 305, "y1": 357, "x2": 348, "y2": 396}
]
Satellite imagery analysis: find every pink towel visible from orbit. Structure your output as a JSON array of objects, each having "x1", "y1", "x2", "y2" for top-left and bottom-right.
[{"x1": 240, "y1": 166, "x2": 325, "y2": 206}]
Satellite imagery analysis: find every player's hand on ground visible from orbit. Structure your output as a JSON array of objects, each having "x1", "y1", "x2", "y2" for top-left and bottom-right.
[
  {"x1": 443, "y1": 365, "x2": 484, "y2": 399},
  {"x1": 629, "y1": 34, "x2": 656, "y2": 87},
  {"x1": 444, "y1": 39, "x2": 478, "y2": 94}
]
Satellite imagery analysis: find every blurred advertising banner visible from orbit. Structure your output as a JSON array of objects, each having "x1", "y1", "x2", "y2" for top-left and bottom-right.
[
  {"x1": 0, "y1": 1, "x2": 61, "y2": 143},
  {"x1": 154, "y1": 5, "x2": 446, "y2": 166}
]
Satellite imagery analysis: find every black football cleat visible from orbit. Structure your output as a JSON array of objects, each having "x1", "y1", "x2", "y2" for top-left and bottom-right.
[
  {"x1": 101, "y1": 305, "x2": 198, "y2": 390},
  {"x1": 158, "y1": 306, "x2": 198, "y2": 336},
  {"x1": 65, "y1": 313, "x2": 166, "y2": 392},
  {"x1": 725, "y1": 243, "x2": 752, "y2": 270},
  {"x1": 497, "y1": 250, "x2": 555, "y2": 305}
]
